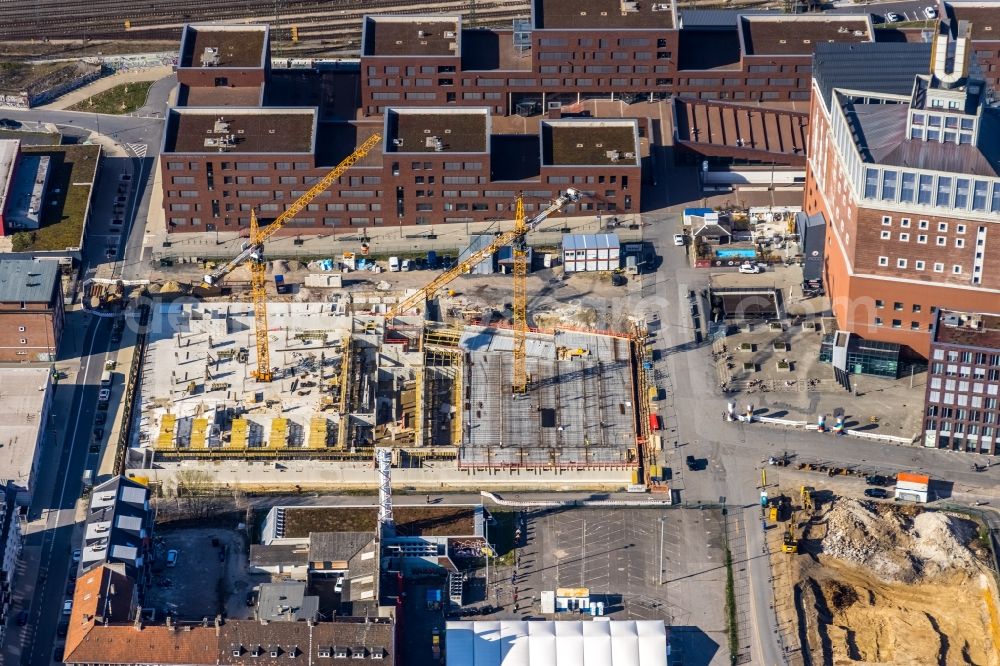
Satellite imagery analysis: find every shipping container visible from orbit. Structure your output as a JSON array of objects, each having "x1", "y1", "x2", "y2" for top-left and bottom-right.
[
  {"x1": 648, "y1": 413, "x2": 661, "y2": 431},
  {"x1": 648, "y1": 386, "x2": 658, "y2": 402}
]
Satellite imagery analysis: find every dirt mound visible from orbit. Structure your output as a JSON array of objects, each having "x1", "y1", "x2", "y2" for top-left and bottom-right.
[{"x1": 820, "y1": 499, "x2": 979, "y2": 583}]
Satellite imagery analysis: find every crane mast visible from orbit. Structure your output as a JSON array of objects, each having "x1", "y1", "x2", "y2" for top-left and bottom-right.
[
  {"x1": 384, "y1": 188, "x2": 580, "y2": 322},
  {"x1": 512, "y1": 197, "x2": 528, "y2": 393},
  {"x1": 202, "y1": 133, "x2": 382, "y2": 382}
]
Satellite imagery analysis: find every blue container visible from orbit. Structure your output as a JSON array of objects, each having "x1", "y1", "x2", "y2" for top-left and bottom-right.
[
  {"x1": 715, "y1": 248, "x2": 757, "y2": 259},
  {"x1": 426, "y1": 250, "x2": 439, "y2": 269}
]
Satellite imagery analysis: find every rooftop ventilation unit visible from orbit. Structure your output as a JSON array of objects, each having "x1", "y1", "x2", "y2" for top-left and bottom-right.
[
  {"x1": 652, "y1": 3, "x2": 669, "y2": 10},
  {"x1": 444, "y1": 30, "x2": 456, "y2": 38},
  {"x1": 200, "y1": 47, "x2": 220, "y2": 67},
  {"x1": 392, "y1": 138, "x2": 404, "y2": 146}
]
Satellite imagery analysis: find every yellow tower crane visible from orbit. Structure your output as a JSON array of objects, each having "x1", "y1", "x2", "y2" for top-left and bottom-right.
[
  {"x1": 203, "y1": 133, "x2": 382, "y2": 382},
  {"x1": 512, "y1": 197, "x2": 528, "y2": 393},
  {"x1": 385, "y1": 189, "x2": 580, "y2": 395}
]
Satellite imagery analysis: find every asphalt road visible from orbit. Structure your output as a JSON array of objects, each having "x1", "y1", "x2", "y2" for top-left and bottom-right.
[{"x1": 0, "y1": 99, "x2": 166, "y2": 665}]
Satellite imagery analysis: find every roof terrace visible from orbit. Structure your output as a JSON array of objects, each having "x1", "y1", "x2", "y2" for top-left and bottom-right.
[
  {"x1": 362, "y1": 16, "x2": 461, "y2": 57},
  {"x1": 179, "y1": 24, "x2": 267, "y2": 68},
  {"x1": 533, "y1": 0, "x2": 675, "y2": 30},
  {"x1": 542, "y1": 119, "x2": 639, "y2": 166},
  {"x1": 164, "y1": 108, "x2": 316, "y2": 154},
  {"x1": 740, "y1": 15, "x2": 872, "y2": 56},
  {"x1": 385, "y1": 108, "x2": 489, "y2": 153}
]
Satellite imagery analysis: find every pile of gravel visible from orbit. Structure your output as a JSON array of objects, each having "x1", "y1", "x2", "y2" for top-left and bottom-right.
[{"x1": 821, "y1": 499, "x2": 979, "y2": 583}]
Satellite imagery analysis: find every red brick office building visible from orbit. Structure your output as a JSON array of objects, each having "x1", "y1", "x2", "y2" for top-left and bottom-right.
[
  {"x1": 0, "y1": 259, "x2": 63, "y2": 362},
  {"x1": 804, "y1": 25, "x2": 1000, "y2": 359}
]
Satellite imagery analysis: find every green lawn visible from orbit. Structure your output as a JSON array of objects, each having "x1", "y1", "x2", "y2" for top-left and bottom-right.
[
  {"x1": 67, "y1": 80, "x2": 153, "y2": 115},
  {"x1": 12, "y1": 144, "x2": 101, "y2": 251}
]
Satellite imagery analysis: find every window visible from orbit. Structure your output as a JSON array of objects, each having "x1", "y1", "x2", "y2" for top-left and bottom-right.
[
  {"x1": 915, "y1": 260, "x2": 925, "y2": 270},
  {"x1": 917, "y1": 234, "x2": 927, "y2": 244},
  {"x1": 881, "y1": 215, "x2": 892, "y2": 226},
  {"x1": 892, "y1": 319, "x2": 902, "y2": 329},
  {"x1": 937, "y1": 236, "x2": 947, "y2": 246},
  {"x1": 918, "y1": 175, "x2": 933, "y2": 205},
  {"x1": 972, "y1": 180, "x2": 989, "y2": 211},
  {"x1": 18, "y1": 326, "x2": 25, "y2": 332},
  {"x1": 912, "y1": 304, "x2": 922, "y2": 313},
  {"x1": 878, "y1": 256, "x2": 889, "y2": 267},
  {"x1": 881, "y1": 170, "x2": 897, "y2": 201},
  {"x1": 875, "y1": 299, "x2": 884, "y2": 308},
  {"x1": 956, "y1": 224, "x2": 965, "y2": 234},
  {"x1": 955, "y1": 179, "x2": 970, "y2": 208},
  {"x1": 900, "y1": 173, "x2": 916, "y2": 202},
  {"x1": 955, "y1": 238, "x2": 965, "y2": 248},
  {"x1": 918, "y1": 219, "x2": 929, "y2": 230},
  {"x1": 897, "y1": 258, "x2": 907, "y2": 269},
  {"x1": 900, "y1": 218, "x2": 910, "y2": 228},
  {"x1": 937, "y1": 222, "x2": 948, "y2": 232},
  {"x1": 934, "y1": 262, "x2": 945, "y2": 272},
  {"x1": 899, "y1": 233, "x2": 909, "y2": 242},
  {"x1": 936, "y1": 177, "x2": 952, "y2": 206},
  {"x1": 874, "y1": 317, "x2": 883, "y2": 326},
  {"x1": 881, "y1": 230, "x2": 891, "y2": 239},
  {"x1": 953, "y1": 265, "x2": 962, "y2": 274},
  {"x1": 865, "y1": 169, "x2": 879, "y2": 198},
  {"x1": 912, "y1": 321, "x2": 922, "y2": 330},
  {"x1": 894, "y1": 302, "x2": 903, "y2": 311}
]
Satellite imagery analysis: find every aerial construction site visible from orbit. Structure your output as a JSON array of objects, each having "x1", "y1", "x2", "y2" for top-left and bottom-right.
[{"x1": 127, "y1": 138, "x2": 653, "y2": 491}]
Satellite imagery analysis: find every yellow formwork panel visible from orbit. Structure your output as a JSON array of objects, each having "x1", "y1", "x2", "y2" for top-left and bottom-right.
[
  {"x1": 230, "y1": 418, "x2": 248, "y2": 449},
  {"x1": 308, "y1": 417, "x2": 329, "y2": 448},
  {"x1": 190, "y1": 418, "x2": 208, "y2": 449},
  {"x1": 270, "y1": 418, "x2": 288, "y2": 448},
  {"x1": 157, "y1": 414, "x2": 176, "y2": 450}
]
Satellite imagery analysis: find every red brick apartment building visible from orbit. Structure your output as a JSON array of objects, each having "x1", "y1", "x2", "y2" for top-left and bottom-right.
[
  {"x1": 161, "y1": 104, "x2": 641, "y2": 231},
  {"x1": 804, "y1": 23, "x2": 1000, "y2": 358},
  {"x1": 923, "y1": 309, "x2": 1000, "y2": 455},
  {"x1": 0, "y1": 258, "x2": 63, "y2": 362},
  {"x1": 175, "y1": 23, "x2": 269, "y2": 106},
  {"x1": 359, "y1": 4, "x2": 879, "y2": 115}
]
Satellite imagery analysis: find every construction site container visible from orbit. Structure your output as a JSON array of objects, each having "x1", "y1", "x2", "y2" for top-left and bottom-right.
[
  {"x1": 648, "y1": 413, "x2": 661, "y2": 431},
  {"x1": 562, "y1": 233, "x2": 620, "y2": 272},
  {"x1": 648, "y1": 386, "x2": 659, "y2": 402}
]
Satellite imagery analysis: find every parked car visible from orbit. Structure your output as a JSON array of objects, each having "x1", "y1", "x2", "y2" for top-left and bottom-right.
[
  {"x1": 246, "y1": 591, "x2": 256, "y2": 607},
  {"x1": 738, "y1": 262, "x2": 762, "y2": 274},
  {"x1": 864, "y1": 488, "x2": 888, "y2": 499},
  {"x1": 685, "y1": 455, "x2": 697, "y2": 471},
  {"x1": 334, "y1": 576, "x2": 345, "y2": 594},
  {"x1": 166, "y1": 549, "x2": 179, "y2": 567},
  {"x1": 98, "y1": 388, "x2": 111, "y2": 402},
  {"x1": 93, "y1": 427, "x2": 104, "y2": 440},
  {"x1": 66, "y1": 580, "x2": 76, "y2": 595},
  {"x1": 16, "y1": 610, "x2": 29, "y2": 626},
  {"x1": 62, "y1": 600, "x2": 73, "y2": 615},
  {"x1": 57, "y1": 621, "x2": 69, "y2": 637},
  {"x1": 0, "y1": 118, "x2": 22, "y2": 129},
  {"x1": 71, "y1": 549, "x2": 81, "y2": 563},
  {"x1": 673, "y1": 234, "x2": 685, "y2": 246},
  {"x1": 886, "y1": 11, "x2": 902, "y2": 22},
  {"x1": 94, "y1": 412, "x2": 107, "y2": 426},
  {"x1": 923, "y1": 6, "x2": 938, "y2": 18},
  {"x1": 865, "y1": 474, "x2": 888, "y2": 486},
  {"x1": 53, "y1": 645, "x2": 64, "y2": 662}
]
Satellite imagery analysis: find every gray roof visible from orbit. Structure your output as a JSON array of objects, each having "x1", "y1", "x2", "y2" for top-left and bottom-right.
[
  {"x1": 795, "y1": 211, "x2": 825, "y2": 229},
  {"x1": 256, "y1": 582, "x2": 320, "y2": 622},
  {"x1": 249, "y1": 543, "x2": 309, "y2": 567},
  {"x1": 678, "y1": 8, "x2": 780, "y2": 27},
  {"x1": 308, "y1": 531, "x2": 375, "y2": 564},
  {"x1": 0, "y1": 258, "x2": 59, "y2": 303},
  {"x1": 846, "y1": 100, "x2": 1000, "y2": 176},
  {"x1": 812, "y1": 42, "x2": 932, "y2": 111},
  {"x1": 82, "y1": 476, "x2": 151, "y2": 576}
]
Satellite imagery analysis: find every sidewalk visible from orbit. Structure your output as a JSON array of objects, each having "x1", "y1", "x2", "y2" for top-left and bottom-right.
[
  {"x1": 39, "y1": 65, "x2": 174, "y2": 111},
  {"x1": 147, "y1": 211, "x2": 651, "y2": 262}
]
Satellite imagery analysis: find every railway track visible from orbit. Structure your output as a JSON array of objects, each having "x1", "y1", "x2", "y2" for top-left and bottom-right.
[{"x1": 0, "y1": 0, "x2": 530, "y2": 55}]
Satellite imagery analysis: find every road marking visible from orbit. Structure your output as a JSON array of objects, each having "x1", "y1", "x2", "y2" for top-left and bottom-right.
[{"x1": 126, "y1": 142, "x2": 147, "y2": 158}]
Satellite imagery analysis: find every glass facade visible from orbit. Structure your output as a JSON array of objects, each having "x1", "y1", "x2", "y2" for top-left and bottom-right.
[{"x1": 820, "y1": 335, "x2": 902, "y2": 378}]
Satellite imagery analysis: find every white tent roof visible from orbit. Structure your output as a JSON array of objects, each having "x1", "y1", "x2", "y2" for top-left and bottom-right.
[{"x1": 445, "y1": 620, "x2": 668, "y2": 666}]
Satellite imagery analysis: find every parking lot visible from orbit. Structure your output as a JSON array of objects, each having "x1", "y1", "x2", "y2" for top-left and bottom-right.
[
  {"x1": 144, "y1": 524, "x2": 264, "y2": 621},
  {"x1": 467, "y1": 506, "x2": 727, "y2": 663}
]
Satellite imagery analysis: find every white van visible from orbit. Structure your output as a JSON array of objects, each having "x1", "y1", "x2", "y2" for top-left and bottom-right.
[
  {"x1": 388, "y1": 256, "x2": 400, "y2": 272},
  {"x1": 100, "y1": 370, "x2": 113, "y2": 387}
]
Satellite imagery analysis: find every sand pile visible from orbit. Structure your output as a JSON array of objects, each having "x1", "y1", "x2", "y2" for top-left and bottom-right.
[{"x1": 821, "y1": 499, "x2": 979, "y2": 583}]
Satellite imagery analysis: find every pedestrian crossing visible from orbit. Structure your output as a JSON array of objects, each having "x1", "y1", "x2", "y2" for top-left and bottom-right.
[{"x1": 126, "y1": 143, "x2": 147, "y2": 158}]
